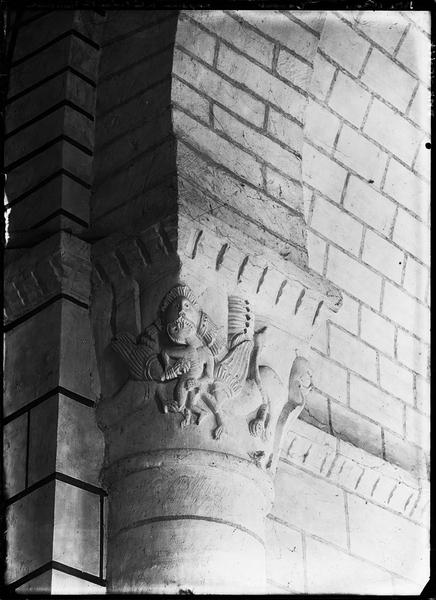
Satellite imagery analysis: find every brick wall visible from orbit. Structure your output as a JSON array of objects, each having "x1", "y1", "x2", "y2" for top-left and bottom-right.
[{"x1": 302, "y1": 11, "x2": 430, "y2": 479}]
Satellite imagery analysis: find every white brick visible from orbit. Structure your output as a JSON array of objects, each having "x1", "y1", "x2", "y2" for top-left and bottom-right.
[
  {"x1": 311, "y1": 51, "x2": 336, "y2": 100},
  {"x1": 379, "y1": 355, "x2": 414, "y2": 404},
  {"x1": 383, "y1": 281, "x2": 430, "y2": 342},
  {"x1": 361, "y1": 48, "x2": 417, "y2": 112},
  {"x1": 310, "y1": 322, "x2": 328, "y2": 354},
  {"x1": 330, "y1": 325, "x2": 377, "y2": 381},
  {"x1": 360, "y1": 307, "x2": 395, "y2": 356},
  {"x1": 328, "y1": 71, "x2": 371, "y2": 127},
  {"x1": 403, "y1": 256, "x2": 429, "y2": 303},
  {"x1": 188, "y1": 10, "x2": 275, "y2": 68},
  {"x1": 349, "y1": 374, "x2": 404, "y2": 434},
  {"x1": 177, "y1": 15, "x2": 216, "y2": 64},
  {"x1": 265, "y1": 518, "x2": 305, "y2": 592},
  {"x1": 383, "y1": 159, "x2": 430, "y2": 221},
  {"x1": 310, "y1": 351, "x2": 348, "y2": 403},
  {"x1": 303, "y1": 146, "x2": 347, "y2": 201},
  {"x1": 397, "y1": 329, "x2": 429, "y2": 377},
  {"x1": 274, "y1": 463, "x2": 348, "y2": 547},
  {"x1": 172, "y1": 77, "x2": 210, "y2": 122},
  {"x1": 311, "y1": 196, "x2": 363, "y2": 255},
  {"x1": 276, "y1": 48, "x2": 312, "y2": 91},
  {"x1": 217, "y1": 43, "x2": 307, "y2": 122},
  {"x1": 234, "y1": 10, "x2": 319, "y2": 62},
  {"x1": 335, "y1": 125, "x2": 388, "y2": 185},
  {"x1": 405, "y1": 406, "x2": 430, "y2": 450},
  {"x1": 327, "y1": 292, "x2": 359, "y2": 335},
  {"x1": 364, "y1": 99, "x2": 424, "y2": 166},
  {"x1": 330, "y1": 403, "x2": 382, "y2": 457},
  {"x1": 393, "y1": 209, "x2": 430, "y2": 265},
  {"x1": 267, "y1": 108, "x2": 303, "y2": 154},
  {"x1": 344, "y1": 176, "x2": 396, "y2": 236},
  {"x1": 413, "y1": 140, "x2": 430, "y2": 180},
  {"x1": 320, "y1": 14, "x2": 370, "y2": 75},
  {"x1": 173, "y1": 48, "x2": 265, "y2": 127},
  {"x1": 327, "y1": 246, "x2": 382, "y2": 309},
  {"x1": 396, "y1": 26, "x2": 431, "y2": 81},
  {"x1": 357, "y1": 11, "x2": 408, "y2": 53},
  {"x1": 306, "y1": 536, "x2": 394, "y2": 594},
  {"x1": 304, "y1": 101, "x2": 341, "y2": 151},
  {"x1": 265, "y1": 169, "x2": 302, "y2": 211},
  {"x1": 404, "y1": 11, "x2": 430, "y2": 35},
  {"x1": 408, "y1": 84, "x2": 431, "y2": 132},
  {"x1": 307, "y1": 230, "x2": 326, "y2": 275},
  {"x1": 213, "y1": 105, "x2": 301, "y2": 178},
  {"x1": 362, "y1": 230, "x2": 404, "y2": 283},
  {"x1": 348, "y1": 495, "x2": 429, "y2": 579},
  {"x1": 415, "y1": 375, "x2": 430, "y2": 416},
  {"x1": 173, "y1": 109, "x2": 263, "y2": 186}
]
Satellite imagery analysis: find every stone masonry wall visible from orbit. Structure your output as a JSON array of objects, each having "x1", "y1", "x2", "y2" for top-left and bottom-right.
[{"x1": 302, "y1": 11, "x2": 430, "y2": 479}]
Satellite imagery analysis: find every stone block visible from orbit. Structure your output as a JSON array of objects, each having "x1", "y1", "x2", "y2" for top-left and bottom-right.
[
  {"x1": 217, "y1": 44, "x2": 307, "y2": 122},
  {"x1": 391, "y1": 574, "x2": 426, "y2": 595},
  {"x1": 379, "y1": 354, "x2": 414, "y2": 405},
  {"x1": 173, "y1": 48, "x2": 265, "y2": 127},
  {"x1": 397, "y1": 329, "x2": 429, "y2": 377},
  {"x1": 360, "y1": 306, "x2": 395, "y2": 356},
  {"x1": 357, "y1": 11, "x2": 408, "y2": 53},
  {"x1": 267, "y1": 108, "x2": 303, "y2": 154},
  {"x1": 53, "y1": 480, "x2": 101, "y2": 576},
  {"x1": 327, "y1": 292, "x2": 359, "y2": 335},
  {"x1": 364, "y1": 99, "x2": 424, "y2": 166},
  {"x1": 329, "y1": 71, "x2": 371, "y2": 127},
  {"x1": 15, "y1": 571, "x2": 52, "y2": 593},
  {"x1": 174, "y1": 108, "x2": 263, "y2": 187},
  {"x1": 320, "y1": 14, "x2": 370, "y2": 75},
  {"x1": 361, "y1": 48, "x2": 417, "y2": 112},
  {"x1": 28, "y1": 396, "x2": 58, "y2": 486},
  {"x1": 384, "y1": 430, "x2": 428, "y2": 479},
  {"x1": 311, "y1": 51, "x2": 336, "y2": 100},
  {"x1": 362, "y1": 230, "x2": 404, "y2": 283},
  {"x1": 301, "y1": 389, "x2": 330, "y2": 432},
  {"x1": 413, "y1": 139, "x2": 431, "y2": 180},
  {"x1": 344, "y1": 176, "x2": 395, "y2": 236},
  {"x1": 393, "y1": 208, "x2": 430, "y2": 266},
  {"x1": 405, "y1": 406, "x2": 430, "y2": 451},
  {"x1": 382, "y1": 281, "x2": 430, "y2": 342},
  {"x1": 415, "y1": 375, "x2": 430, "y2": 416},
  {"x1": 396, "y1": 25, "x2": 431, "y2": 80},
  {"x1": 265, "y1": 518, "x2": 305, "y2": 592},
  {"x1": 306, "y1": 536, "x2": 394, "y2": 594},
  {"x1": 273, "y1": 462, "x2": 348, "y2": 548},
  {"x1": 304, "y1": 101, "x2": 341, "y2": 151},
  {"x1": 172, "y1": 77, "x2": 210, "y2": 122},
  {"x1": 265, "y1": 169, "x2": 303, "y2": 213},
  {"x1": 383, "y1": 158, "x2": 429, "y2": 221},
  {"x1": 56, "y1": 395, "x2": 105, "y2": 486},
  {"x1": 51, "y1": 571, "x2": 106, "y2": 594},
  {"x1": 327, "y1": 246, "x2": 382, "y2": 309},
  {"x1": 310, "y1": 351, "x2": 348, "y2": 403},
  {"x1": 190, "y1": 10, "x2": 275, "y2": 68},
  {"x1": 3, "y1": 414, "x2": 27, "y2": 498},
  {"x1": 349, "y1": 374, "x2": 404, "y2": 435},
  {"x1": 306, "y1": 230, "x2": 326, "y2": 275},
  {"x1": 348, "y1": 494, "x2": 429, "y2": 581},
  {"x1": 330, "y1": 403, "x2": 383, "y2": 458},
  {"x1": 4, "y1": 302, "x2": 62, "y2": 417},
  {"x1": 335, "y1": 124, "x2": 388, "y2": 185},
  {"x1": 6, "y1": 482, "x2": 55, "y2": 584},
  {"x1": 303, "y1": 145, "x2": 347, "y2": 201},
  {"x1": 276, "y1": 48, "x2": 312, "y2": 91},
  {"x1": 213, "y1": 105, "x2": 302, "y2": 179},
  {"x1": 408, "y1": 84, "x2": 431, "y2": 132},
  {"x1": 311, "y1": 196, "x2": 363, "y2": 256},
  {"x1": 233, "y1": 10, "x2": 318, "y2": 62},
  {"x1": 177, "y1": 15, "x2": 216, "y2": 64}
]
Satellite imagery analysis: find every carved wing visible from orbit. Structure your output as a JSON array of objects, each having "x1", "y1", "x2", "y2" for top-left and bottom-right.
[
  {"x1": 213, "y1": 333, "x2": 254, "y2": 398},
  {"x1": 111, "y1": 321, "x2": 162, "y2": 380}
]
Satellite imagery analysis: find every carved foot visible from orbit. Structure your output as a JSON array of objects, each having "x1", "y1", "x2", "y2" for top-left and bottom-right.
[{"x1": 213, "y1": 425, "x2": 223, "y2": 440}]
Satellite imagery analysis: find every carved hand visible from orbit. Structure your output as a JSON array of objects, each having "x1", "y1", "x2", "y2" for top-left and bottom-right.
[{"x1": 185, "y1": 378, "x2": 197, "y2": 390}]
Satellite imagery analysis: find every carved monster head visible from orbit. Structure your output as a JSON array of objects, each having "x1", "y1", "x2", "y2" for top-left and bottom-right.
[{"x1": 160, "y1": 285, "x2": 201, "y2": 345}]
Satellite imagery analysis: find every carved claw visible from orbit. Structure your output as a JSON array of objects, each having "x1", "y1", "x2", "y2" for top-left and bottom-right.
[{"x1": 213, "y1": 425, "x2": 223, "y2": 440}]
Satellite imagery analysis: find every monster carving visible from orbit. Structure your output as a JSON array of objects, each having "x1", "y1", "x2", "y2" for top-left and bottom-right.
[{"x1": 111, "y1": 283, "x2": 312, "y2": 466}]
